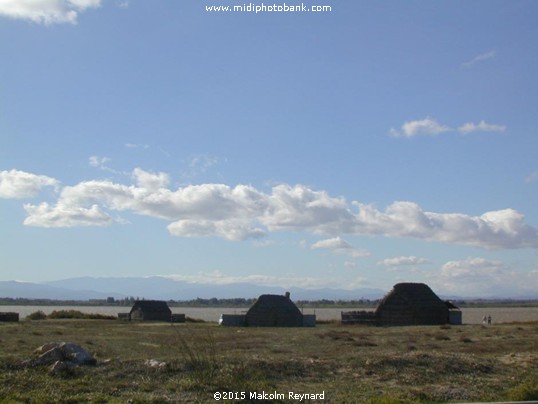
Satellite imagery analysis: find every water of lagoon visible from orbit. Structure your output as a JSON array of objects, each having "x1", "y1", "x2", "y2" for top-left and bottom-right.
[{"x1": 2, "y1": 305, "x2": 538, "y2": 324}]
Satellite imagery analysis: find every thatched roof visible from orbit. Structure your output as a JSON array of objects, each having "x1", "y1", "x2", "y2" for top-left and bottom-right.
[
  {"x1": 375, "y1": 283, "x2": 449, "y2": 326},
  {"x1": 130, "y1": 300, "x2": 171, "y2": 321},
  {"x1": 245, "y1": 294, "x2": 303, "y2": 327}
]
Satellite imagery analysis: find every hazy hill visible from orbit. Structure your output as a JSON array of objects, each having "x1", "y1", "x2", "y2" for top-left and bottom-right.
[{"x1": 0, "y1": 276, "x2": 384, "y2": 301}]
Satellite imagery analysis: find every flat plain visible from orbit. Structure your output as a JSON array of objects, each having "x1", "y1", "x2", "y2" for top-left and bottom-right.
[{"x1": 1, "y1": 319, "x2": 537, "y2": 403}]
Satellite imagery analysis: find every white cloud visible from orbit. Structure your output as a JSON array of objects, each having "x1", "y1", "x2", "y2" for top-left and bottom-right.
[
  {"x1": 261, "y1": 184, "x2": 353, "y2": 235},
  {"x1": 167, "y1": 219, "x2": 266, "y2": 241},
  {"x1": 164, "y1": 271, "x2": 347, "y2": 290},
  {"x1": 441, "y1": 257, "x2": 504, "y2": 279},
  {"x1": 4, "y1": 168, "x2": 538, "y2": 249},
  {"x1": 23, "y1": 202, "x2": 112, "y2": 227},
  {"x1": 0, "y1": 169, "x2": 58, "y2": 199},
  {"x1": 0, "y1": 0, "x2": 101, "y2": 25},
  {"x1": 457, "y1": 120, "x2": 506, "y2": 135},
  {"x1": 354, "y1": 201, "x2": 538, "y2": 249},
  {"x1": 390, "y1": 117, "x2": 450, "y2": 138},
  {"x1": 311, "y1": 236, "x2": 370, "y2": 258},
  {"x1": 88, "y1": 155, "x2": 113, "y2": 171},
  {"x1": 378, "y1": 256, "x2": 431, "y2": 267},
  {"x1": 391, "y1": 117, "x2": 506, "y2": 138},
  {"x1": 132, "y1": 168, "x2": 170, "y2": 191},
  {"x1": 125, "y1": 143, "x2": 150, "y2": 149},
  {"x1": 462, "y1": 50, "x2": 496, "y2": 68},
  {"x1": 431, "y1": 257, "x2": 533, "y2": 297}
]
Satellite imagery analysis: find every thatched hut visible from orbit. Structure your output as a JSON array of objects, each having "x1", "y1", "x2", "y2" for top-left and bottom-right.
[
  {"x1": 0, "y1": 312, "x2": 19, "y2": 322},
  {"x1": 245, "y1": 293, "x2": 305, "y2": 327},
  {"x1": 375, "y1": 283, "x2": 449, "y2": 326},
  {"x1": 129, "y1": 300, "x2": 171, "y2": 322}
]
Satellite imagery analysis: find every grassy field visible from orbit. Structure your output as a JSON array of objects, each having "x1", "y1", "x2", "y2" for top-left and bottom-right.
[{"x1": 1, "y1": 319, "x2": 537, "y2": 403}]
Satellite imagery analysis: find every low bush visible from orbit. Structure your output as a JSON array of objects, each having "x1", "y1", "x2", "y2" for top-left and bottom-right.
[
  {"x1": 26, "y1": 311, "x2": 47, "y2": 320},
  {"x1": 506, "y1": 380, "x2": 538, "y2": 401},
  {"x1": 48, "y1": 310, "x2": 115, "y2": 320}
]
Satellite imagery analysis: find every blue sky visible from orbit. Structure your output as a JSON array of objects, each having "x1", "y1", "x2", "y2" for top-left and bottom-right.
[{"x1": 1, "y1": 0, "x2": 538, "y2": 297}]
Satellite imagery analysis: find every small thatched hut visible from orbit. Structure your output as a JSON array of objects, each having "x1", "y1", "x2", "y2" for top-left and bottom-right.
[
  {"x1": 245, "y1": 293, "x2": 304, "y2": 327},
  {"x1": 375, "y1": 283, "x2": 449, "y2": 326},
  {"x1": 129, "y1": 300, "x2": 171, "y2": 322},
  {"x1": 0, "y1": 312, "x2": 19, "y2": 322}
]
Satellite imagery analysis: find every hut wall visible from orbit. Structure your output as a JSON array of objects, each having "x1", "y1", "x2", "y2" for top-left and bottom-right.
[
  {"x1": 171, "y1": 313, "x2": 186, "y2": 323},
  {"x1": 130, "y1": 307, "x2": 144, "y2": 321},
  {"x1": 448, "y1": 310, "x2": 462, "y2": 325},
  {"x1": 142, "y1": 310, "x2": 171, "y2": 322},
  {"x1": 302, "y1": 314, "x2": 316, "y2": 327},
  {"x1": 219, "y1": 314, "x2": 246, "y2": 326},
  {"x1": 341, "y1": 310, "x2": 377, "y2": 325},
  {"x1": 117, "y1": 313, "x2": 130, "y2": 321},
  {"x1": 246, "y1": 309, "x2": 303, "y2": 327},
  {"x1": 0, "y1": 312, "x2": 19, "y2": 322}
]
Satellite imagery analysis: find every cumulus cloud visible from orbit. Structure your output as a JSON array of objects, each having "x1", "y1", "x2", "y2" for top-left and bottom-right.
[
  {"x1": 311, "y1": 237, "x2": 370, "y2": 258},
  {"x1": 441, "y1": 257, "x2": 504, "y2": 279},
  {"x1": 0, "y1": 169, "x2": 58, "y2": 199},
  {"x1": 432, "y1": 257, "x2": 526, "y2": 296},
  {"x1": 458, "y1": 120, "x2": 506, "y2": 135},
  {"x1": 354, "y1": 201, "x2": 538, "y2": 249},
  {"x1": 167, "y1": 219, "x2": 266, "y2": 241},
  {"x1": 132, "y1": 168, "x2": 170, "y2": 191},
  {"x1": 0, "y1": 0, "x2": 101, "y2": 25},
  {"x1": 378, "y1": 256, "x2": 431, "y2": 266},
  {"x1": 3, "y1": 168, "x2": 538, "y2": 249},
  {"x1": 390, "y1": 117, "x2": 450, "y2": 138},
  {"x1": 432, "y1": 257, "x2": 538, "y2": 297},
  {"x1": 23, "y1": 202, "x2": 113, "y2": 227}
]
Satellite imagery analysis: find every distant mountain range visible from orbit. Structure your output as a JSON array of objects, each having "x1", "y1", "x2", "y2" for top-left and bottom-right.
[{"x1": 0, "y1": 276, "x2": 385, "y2": 301}]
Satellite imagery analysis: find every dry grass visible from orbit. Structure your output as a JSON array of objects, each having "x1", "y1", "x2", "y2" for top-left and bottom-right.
[{"x1": 0, "y1": 319, "x2": 537, "y2": 402}]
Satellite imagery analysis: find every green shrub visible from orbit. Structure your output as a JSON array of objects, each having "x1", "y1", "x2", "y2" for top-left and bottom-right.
[
  {"x1": 48, "y1": 310, "x2": 115, "y2": 320},
  {"x1": 48, "y1": 310, "x2": 85, "y2": 319},
  {"x1": 26, "y1": 310, "x2": 47, "y2": 320},
  {"x1": 506, "y1": 381, "x2": 538, "y2": 401}
]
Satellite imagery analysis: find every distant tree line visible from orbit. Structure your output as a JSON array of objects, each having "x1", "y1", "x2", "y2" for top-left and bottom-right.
[{"x1": 1, "y1": 296, "x2": 537, "y2": 308}]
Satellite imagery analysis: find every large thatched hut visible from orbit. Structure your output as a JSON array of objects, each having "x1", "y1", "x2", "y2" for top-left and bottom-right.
[
  {"x1": 220, "y1": 293, "x2": 314, "y2": 327},
  {"x1": 375, "y1": 282, "x2": 450, "y2": 326},
  {"x1": 129, "y1": 300, "x2": 171, "y2": 322},
  {"x1": 341, "y1": 282, "x2": 460, "y2": 326},
  {"x1": 245, "y1": 293, "x2": 304, "y2": 327}
]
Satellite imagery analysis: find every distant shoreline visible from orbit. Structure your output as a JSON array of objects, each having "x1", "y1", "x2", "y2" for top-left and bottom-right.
[{"x1": 1, "y1": 297, "x2": 537, "y2": 309}]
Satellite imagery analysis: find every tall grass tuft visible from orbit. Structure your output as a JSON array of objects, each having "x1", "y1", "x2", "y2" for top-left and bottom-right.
[{"x1": 176, "y1": 332, "x2": 219, "y2": 387}]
